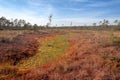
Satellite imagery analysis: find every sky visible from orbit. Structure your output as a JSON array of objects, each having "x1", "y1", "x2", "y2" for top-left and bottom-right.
[{"x1": 0, "y1": 0, "x2": 120, "y2": 26}]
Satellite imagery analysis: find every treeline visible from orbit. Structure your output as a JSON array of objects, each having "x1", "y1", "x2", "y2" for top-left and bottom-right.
[
  {"x1": 0, "y1": 16, "x2": 44, "y2": 30},
  {"x1": 52, "y1": 19, "x2": 120, "y2": 31},
  {"x1": 52, "y1": 25, "x2": 120, "y2": 31},
  {"x1": 0, "y1": 16, "x2": 120, "y2": 31}
]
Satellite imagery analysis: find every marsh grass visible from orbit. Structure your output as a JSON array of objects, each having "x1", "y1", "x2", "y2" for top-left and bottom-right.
[
  {"x1": 16, "y1": 34, "x2": 70, "y2": 69},
  {"x1": 0, "y1": 30, "x2": 27, "y2": 43}
]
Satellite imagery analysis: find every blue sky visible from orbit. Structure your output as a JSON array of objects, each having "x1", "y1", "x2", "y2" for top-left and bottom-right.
[{"x1": 0, "y1": 0, "x2": 120, "y2": 26}]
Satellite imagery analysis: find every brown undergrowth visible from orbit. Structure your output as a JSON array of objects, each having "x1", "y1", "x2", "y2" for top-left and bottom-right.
[
  {"x1": 0, "y1": 30, "x2": 67, "y2": 79},
  {"x1": 0, "y1": 30, "x2": 120, "y2": 80},
  {"x1": 17, "y1": 30, "x2": 120, "y2": 80}
]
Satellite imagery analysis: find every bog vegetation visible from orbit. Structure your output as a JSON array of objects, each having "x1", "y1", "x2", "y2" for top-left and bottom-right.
[
  {"x1": 0, "y1": 16, "x2": 120, "y2": 80},
  {"x1": 16, "y1": 34, "x2": 70, "y2": 69}
]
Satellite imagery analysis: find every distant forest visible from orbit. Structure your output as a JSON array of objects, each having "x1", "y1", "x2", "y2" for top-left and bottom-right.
[{"x1": 0, "y1": 16, "x2": 120, "y2": 30}]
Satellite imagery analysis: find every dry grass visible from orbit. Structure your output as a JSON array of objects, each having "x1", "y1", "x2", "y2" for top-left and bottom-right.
[{"x1": 0, "y1": 30, "x2": 27, "y2": 42}]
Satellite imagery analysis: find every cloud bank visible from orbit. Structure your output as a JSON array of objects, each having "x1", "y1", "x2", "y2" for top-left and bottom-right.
[{"x1": 0, "y1": 0, "x2": 119, "y2": 26}]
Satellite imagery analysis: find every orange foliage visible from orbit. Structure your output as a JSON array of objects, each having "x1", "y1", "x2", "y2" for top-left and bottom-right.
[{"x1": 0, "y1": 30, "x2": 120, "y2": 80}]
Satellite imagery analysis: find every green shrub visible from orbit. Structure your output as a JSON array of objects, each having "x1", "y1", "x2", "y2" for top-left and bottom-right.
[{"x1": 111, "y1": 36, "x2": 120, "y2": 47}]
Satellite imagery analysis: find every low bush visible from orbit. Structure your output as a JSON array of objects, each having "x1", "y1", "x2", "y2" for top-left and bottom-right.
[
  {"x1": 111, "y1": 36, "x2": 120, "y2": 47},
  {"x1": 0, "y1": 37, "x2": 13, "y2": 43}
]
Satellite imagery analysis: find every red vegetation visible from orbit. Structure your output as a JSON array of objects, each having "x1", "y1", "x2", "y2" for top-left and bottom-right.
[
  {"x1": 15, "y1": 31, "x2": 120, "y2": 80},
  {"x1": 0, "y1": 30, "x2": 65, "y2": 65},
  {"x1": 0, "y1": 30, "x2": 120, "y2": 80}
]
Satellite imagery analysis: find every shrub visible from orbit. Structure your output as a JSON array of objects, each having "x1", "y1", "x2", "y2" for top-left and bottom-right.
[
  {"x1": 0, "y1": 37, "x2": 13, "y2": 43},
  {"x1": 111, "y1": 36, "x2": 120, "y2": 47}
]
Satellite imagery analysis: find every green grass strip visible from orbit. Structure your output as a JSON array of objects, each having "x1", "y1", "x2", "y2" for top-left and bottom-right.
[{"x1": 16, "y1": 34, "x2": 70, "y2": 69}]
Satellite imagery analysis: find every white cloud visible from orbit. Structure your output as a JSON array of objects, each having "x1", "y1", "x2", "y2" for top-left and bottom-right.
[
  {"x1": 0, "y1": 0, "x2": 56, "y2": 26},
  {"x1": 0, "y1": 5, "x2": 117, "y2": 26},
  {"x1": 60, "y1": 7, "x2": 85, "y2": 11},
  {"x1": 27, "y1": 0, "x2": 44, "y2": 7},
  {"x1": 0, "y1": 6, "x2": 48, "y2": 25},
  {"x1": 0, "y1": 0, "x2": 119, "y2": 26},
  {"x1": 52, "y1": 17, "x2": 118, "y2": 26},
  {"x1": 87, "y1": 0, "x2": 120, "y2": 7},
  {"x1": 27, "y1": 0, "x2": 55, "y2": 16},
  {"x1": 71, "y1": 0, "x2": 88, "y2": 2}
]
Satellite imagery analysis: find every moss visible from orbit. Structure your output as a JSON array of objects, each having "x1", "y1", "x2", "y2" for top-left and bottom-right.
[{"x1": 16, "y1": 34, "x2": 70, "y2": 69}]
